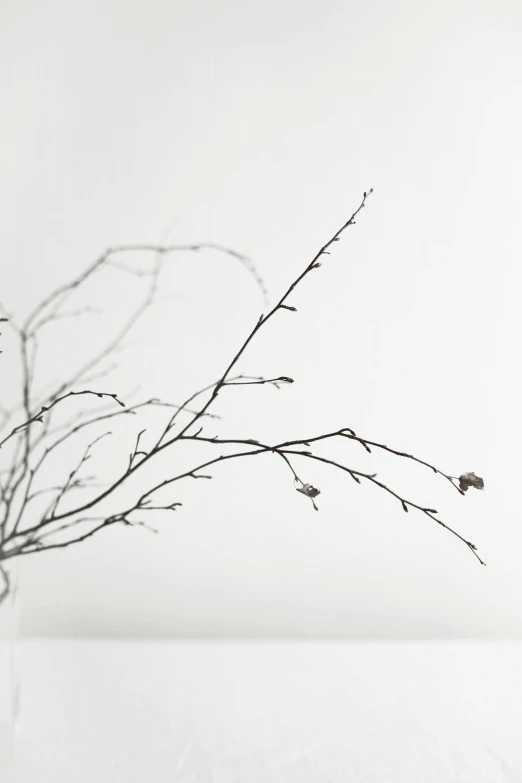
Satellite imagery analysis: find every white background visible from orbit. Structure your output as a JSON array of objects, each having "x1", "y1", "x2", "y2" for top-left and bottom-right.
[
  {"x1": 6, "y1": 640, "x2": 522, "y2": 781},
  {"x1": 1, "y1": 0, "x2": 521, "y2": 637}
]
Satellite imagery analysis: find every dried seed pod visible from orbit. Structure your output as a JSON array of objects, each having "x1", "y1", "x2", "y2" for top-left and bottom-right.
[
  {"x1": 295, "y1": 482, "x2": 321, "y2": 511},
  {"x1": 458, "y1": 472, "x2": 484, "y2": 492},
  {"x1": 296, "y1": 483, "x2": 320, "y2": 499}
]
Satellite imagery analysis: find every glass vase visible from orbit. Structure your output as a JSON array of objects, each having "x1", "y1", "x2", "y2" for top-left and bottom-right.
[{"x1": 0, "y1": 562, "x2": 20, "y2": 773}]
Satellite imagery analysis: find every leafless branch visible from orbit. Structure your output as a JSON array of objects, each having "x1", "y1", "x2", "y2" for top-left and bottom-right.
[
  {"x1": 0, "y1": 390, "x2": 124, "y2": 451},
  {"x1": 0, "y1": 563, "x2": 10, "y2": 606},
  {"x1": 22, "y1": 242, "x2": 267, "y2": 411},
  {"x1": 0, "y1": 191, "x2": 486, "y2": 585}
]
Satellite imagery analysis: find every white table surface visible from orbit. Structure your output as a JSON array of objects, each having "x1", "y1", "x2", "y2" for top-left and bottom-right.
[{"x1": 2, "y1": 639, "x2": 522, "y2": 782}]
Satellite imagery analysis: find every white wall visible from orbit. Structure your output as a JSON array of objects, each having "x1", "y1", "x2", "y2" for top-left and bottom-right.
[{"x1": 1, "y1": 0, "x2": 521, "y2": 637}]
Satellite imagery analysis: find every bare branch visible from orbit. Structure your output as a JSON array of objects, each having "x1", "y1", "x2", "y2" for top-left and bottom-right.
[
  {"x1": 104, "y1": 242, "x2": 268, "y2": 305},
  {"x1": 0, "y1": 563, "x2": 11, "y2": 606},
  {"x1": 0, "y1": 390, "x2": 124, "y2": 451},
  {"x1": 161, "y1": 433, "x2": 485, "y2": 563},
  {"x1": 1, "y1": 190, "x2": 486, "y2": 577},
  {"x1": 173, "y1": 190, "x2": 373, "y2": 439},
  {"x1": 7, "y1": 518, "x2": 115, "y2": 557},
  {"x1": 23, "y1": 242, "x2": 267, "y2": 411},
  {"x1": 279, "y1": 449, "x2": 485, "y2": 566}
]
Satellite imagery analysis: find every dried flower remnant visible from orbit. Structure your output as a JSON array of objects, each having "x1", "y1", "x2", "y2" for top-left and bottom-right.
[
  {"x1": 458, "y1": 472, "x2": 485, "y2": 493},
  {"x1": 295, "y1": 482, "x2": 321, "y2": 511}
]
